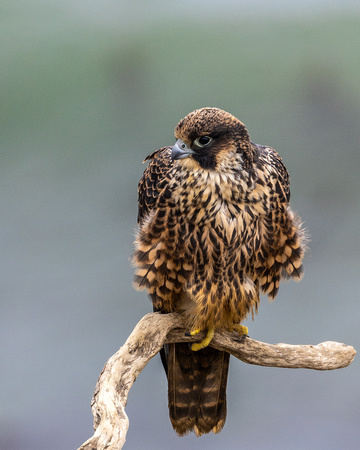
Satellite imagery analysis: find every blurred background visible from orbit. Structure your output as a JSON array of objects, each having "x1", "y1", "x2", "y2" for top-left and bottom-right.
[{"x1": 1, "y1": 1, "x2": 360, "y2": 449}]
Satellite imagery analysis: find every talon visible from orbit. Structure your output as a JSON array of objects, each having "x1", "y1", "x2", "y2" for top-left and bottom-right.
[
  {"x1": 231, "y1": 324, "x2": 248, "y2": 336},
  {"x1": 185, "y1": 328, "x2": 201, "y2": 337},
  {"x1": 191, "y1": 327, "x2": 215, "y2": 351},
  {"x1": 189, "y1": 328, "x2": 201, "y2": 336}
]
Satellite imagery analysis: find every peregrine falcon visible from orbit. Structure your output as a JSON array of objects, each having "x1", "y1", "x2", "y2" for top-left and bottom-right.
[{"x1": 133, "y1": 108, "x2": 306, "y2": 436}]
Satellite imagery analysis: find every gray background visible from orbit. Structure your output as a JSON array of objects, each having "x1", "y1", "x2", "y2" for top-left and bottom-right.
[{"x1": 1, "y1": 1, "x2": 359, "y2": 449}]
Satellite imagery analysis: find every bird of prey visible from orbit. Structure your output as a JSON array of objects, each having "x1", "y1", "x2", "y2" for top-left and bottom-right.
[{"x1": 133, "y1": 107, "x2": 306, "y2": 436}]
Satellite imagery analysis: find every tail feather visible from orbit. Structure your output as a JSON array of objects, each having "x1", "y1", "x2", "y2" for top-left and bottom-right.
[{"x1": 166, "y1": 343, "x2": 230, "y2": 436}]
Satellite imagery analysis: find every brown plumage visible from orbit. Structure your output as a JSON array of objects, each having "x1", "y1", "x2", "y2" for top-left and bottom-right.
[{"x1": 133, "y1": 107, "x2": 306, "y2": 436}]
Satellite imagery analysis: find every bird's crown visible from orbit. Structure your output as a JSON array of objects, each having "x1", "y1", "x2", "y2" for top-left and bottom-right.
[{"x1": 174, "y1": 107, "x2": 249, "y2": 146}]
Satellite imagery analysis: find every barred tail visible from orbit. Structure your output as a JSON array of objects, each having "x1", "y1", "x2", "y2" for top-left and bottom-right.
[{"x1": 165, "y1": 343, "x2": 230, "y2": 436}]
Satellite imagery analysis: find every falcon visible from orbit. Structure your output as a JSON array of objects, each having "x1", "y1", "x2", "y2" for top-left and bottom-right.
[{"x1": 133, "y1": 107, "x2": 306, "y2": 436}]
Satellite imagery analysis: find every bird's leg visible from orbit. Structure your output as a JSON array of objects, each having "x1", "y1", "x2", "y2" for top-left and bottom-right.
[
  {"x1": 229, "y1": 323, "x2": 248, "y2": 336},
  {"x1": 186, "y1": 327, "x2": 215, "y2": 352}
]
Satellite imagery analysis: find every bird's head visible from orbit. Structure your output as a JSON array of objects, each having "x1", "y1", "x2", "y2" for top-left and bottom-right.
[{"x1": 172, "y1": 107, "x2": 255, "y2": 172}]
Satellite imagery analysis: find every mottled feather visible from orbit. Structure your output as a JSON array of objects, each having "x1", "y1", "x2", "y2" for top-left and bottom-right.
[{"x1": 133, "y1": 107, "x2": 306, "y2": 436}]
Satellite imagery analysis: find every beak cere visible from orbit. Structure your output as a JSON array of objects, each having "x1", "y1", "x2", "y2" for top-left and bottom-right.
[{"x1": 171, "y1": 139, "x2": 195, "y2": 161}]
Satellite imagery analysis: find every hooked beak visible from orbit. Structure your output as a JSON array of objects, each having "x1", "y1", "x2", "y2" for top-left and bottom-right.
[{"x1": 171, "y1": 139, "x2": 196, "y2": 161}]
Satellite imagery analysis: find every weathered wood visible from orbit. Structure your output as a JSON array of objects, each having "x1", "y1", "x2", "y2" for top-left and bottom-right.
[{"x1": 78, "y1": 312, "x2": 356, "y2": 450}]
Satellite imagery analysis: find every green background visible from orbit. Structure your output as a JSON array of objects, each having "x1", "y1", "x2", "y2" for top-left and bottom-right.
[{"x1": 1, "y1": 1, "x2": 359, "y2": 449}]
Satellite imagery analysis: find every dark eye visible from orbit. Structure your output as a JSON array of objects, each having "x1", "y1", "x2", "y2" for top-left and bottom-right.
[{"x1": 194, "y1": 136, "x2": 213, "y2": 147}]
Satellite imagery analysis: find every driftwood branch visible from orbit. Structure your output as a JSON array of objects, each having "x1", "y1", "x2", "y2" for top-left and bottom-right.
[{"x1": 79, "y1": 312, "x2": 356, "y2": 450}]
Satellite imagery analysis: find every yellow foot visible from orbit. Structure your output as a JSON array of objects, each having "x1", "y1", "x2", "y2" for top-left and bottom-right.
[
  {"x1": 190, "y1": 327, "x2": 215, "y2": 352},
  {"x1": 188, "y1": 328, "x2": 201, "y2": 336},
  {"x1": 230, "y1": 324, "x2": 248, "y2": 336}
]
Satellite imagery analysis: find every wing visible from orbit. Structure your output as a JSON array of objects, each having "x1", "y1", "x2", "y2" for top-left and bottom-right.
[
  {"x1": 137, "y1": 146, "x2": 173, "y2": 224},
  {"x1": 268, "y1": 146, "x2": 290, "y2": 204},
  {"x1": 254, "y1": 145, "x2": 306, "y2": 299},
  {"x1": 255, "y1": 143, "x2": 290, "y2": 204}
]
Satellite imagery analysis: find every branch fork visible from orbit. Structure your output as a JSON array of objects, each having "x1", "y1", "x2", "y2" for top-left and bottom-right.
[{"x1": 79, "y1": 312, "x2": 356, "y2": 449}]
